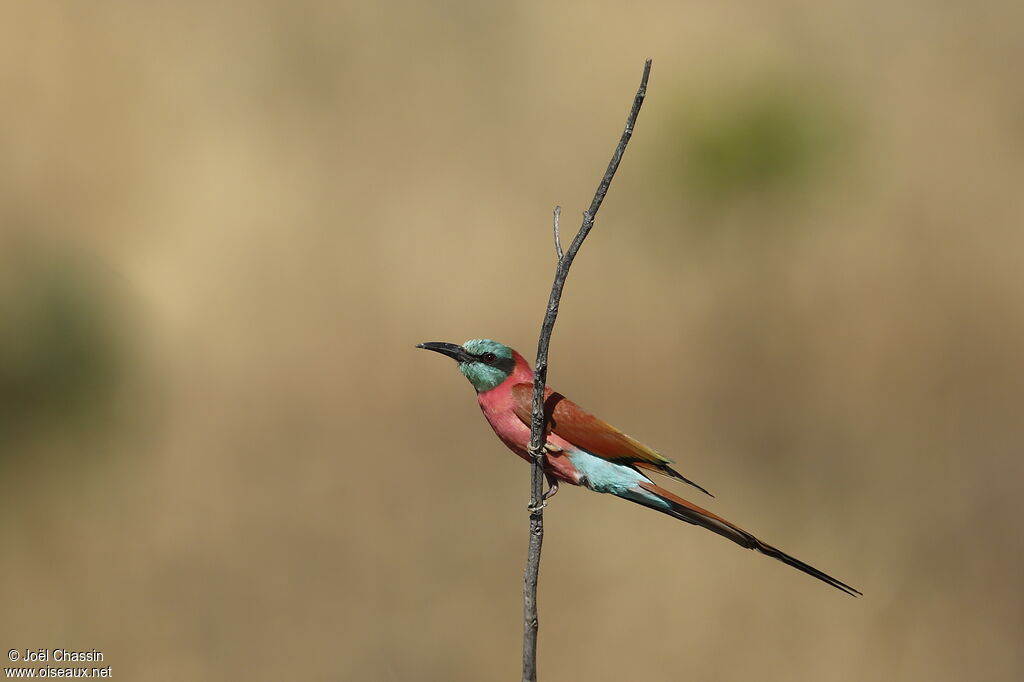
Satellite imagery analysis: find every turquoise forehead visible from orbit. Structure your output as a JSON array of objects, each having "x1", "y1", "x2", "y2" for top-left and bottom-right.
[{"x1": 462, "y1": 339, "x2": 513, "y2": 359}]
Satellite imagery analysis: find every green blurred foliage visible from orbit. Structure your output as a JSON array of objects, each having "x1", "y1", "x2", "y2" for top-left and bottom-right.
[
  {"x1": 667, "y1": 79, "x2": 847, "y2": 209},
  {"x1": 0, "y1": 255, "x2": 122, "y2": 452}
]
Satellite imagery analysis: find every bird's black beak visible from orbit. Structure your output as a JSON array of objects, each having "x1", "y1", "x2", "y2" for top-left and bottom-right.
[{"x1": 416, "y1": 341, "x2": 471, "y2": 363}]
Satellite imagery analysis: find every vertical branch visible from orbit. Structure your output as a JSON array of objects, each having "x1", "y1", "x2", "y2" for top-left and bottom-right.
[{"x1": 522, "y1": 59, "x2": 652, "y2": 682}]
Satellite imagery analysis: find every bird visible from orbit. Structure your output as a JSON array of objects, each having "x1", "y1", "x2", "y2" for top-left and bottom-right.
[{"x1": 418, "y1": 338, "x2": 861, "y2": 597}]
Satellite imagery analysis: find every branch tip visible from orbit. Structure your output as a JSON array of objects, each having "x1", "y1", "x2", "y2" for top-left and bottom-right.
[{"x1": 552, "y1": 206, "x2": 563, "y2": 260}]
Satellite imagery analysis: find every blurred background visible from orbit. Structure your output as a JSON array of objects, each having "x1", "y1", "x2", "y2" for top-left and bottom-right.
[{"x1": 2, "y1": 1, "x2": 1023, "y2": 680}]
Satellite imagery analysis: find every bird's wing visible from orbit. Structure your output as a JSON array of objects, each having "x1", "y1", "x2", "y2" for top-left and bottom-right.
[{"x1": 510, "y1": 382, "x2": 713, "y2": 497}]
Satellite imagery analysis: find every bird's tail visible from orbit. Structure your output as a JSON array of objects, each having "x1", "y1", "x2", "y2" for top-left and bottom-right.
[{"x1": 624, "y1": 481, "x2": 861, "y2": 597}]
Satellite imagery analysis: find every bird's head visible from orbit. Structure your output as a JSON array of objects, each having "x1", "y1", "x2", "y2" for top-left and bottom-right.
[{"x1": 417, "y1": 338, "x2": 517, "y2": 392}]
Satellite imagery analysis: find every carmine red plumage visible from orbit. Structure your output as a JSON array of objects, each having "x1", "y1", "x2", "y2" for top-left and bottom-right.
[{"x1": 474, "y1": 349, "x2": 581, "y2": 485}]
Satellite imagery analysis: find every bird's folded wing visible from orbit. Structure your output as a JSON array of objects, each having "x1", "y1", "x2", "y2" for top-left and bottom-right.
[{"x1": 510, "y1": 382, "x2": 712, "y2": 496}]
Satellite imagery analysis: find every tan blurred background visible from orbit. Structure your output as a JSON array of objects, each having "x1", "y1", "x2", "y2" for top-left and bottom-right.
[{"x1": 2, "y1": 1, "x2": 1023, "y2": 680}]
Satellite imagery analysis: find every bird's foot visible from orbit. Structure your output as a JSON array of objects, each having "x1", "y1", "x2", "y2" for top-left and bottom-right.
[
  {"x1": 528, "y1": 478, "x2": 559, "y2": 512},
  {"x1": 542, "y1": 478, "x2": 559, "y2": 501}
]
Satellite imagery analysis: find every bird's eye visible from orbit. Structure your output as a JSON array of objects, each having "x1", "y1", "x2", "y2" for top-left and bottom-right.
[{"x1": 481, "y1": 352, "x2": 497, "y2": 364}]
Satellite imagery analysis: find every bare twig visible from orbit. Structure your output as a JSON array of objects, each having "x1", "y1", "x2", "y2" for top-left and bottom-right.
[
  {"x1": 522, "y1": 59, "x2": 652, "y2": 682},
  {"x1": 552, "y1": 206, "x2": 564, "y2": 260}
]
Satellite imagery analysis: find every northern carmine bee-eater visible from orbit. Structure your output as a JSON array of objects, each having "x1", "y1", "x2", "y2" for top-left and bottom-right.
[{"x1": 418, "y1": 338, "x2": 861, "y2": 597}]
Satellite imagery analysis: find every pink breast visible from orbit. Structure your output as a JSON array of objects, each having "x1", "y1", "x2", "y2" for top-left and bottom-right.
[{"x1": 476, "y1": 356, "x2": 580, "y2": 485}]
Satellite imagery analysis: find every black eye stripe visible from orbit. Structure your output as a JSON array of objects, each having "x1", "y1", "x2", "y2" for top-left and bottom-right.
[{"x1": 480, "y1": 352, "x2": 497, "y2": 363}]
